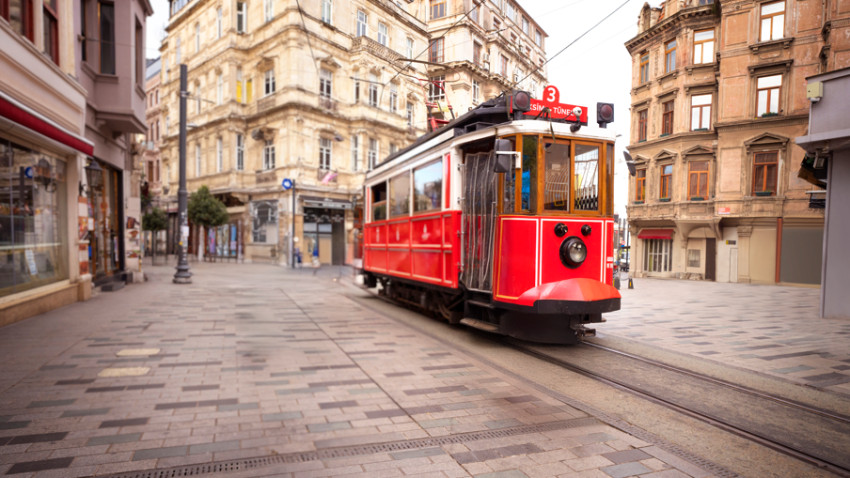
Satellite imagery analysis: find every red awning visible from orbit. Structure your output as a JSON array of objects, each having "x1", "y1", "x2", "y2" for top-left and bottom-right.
[
  {"x1": 638, "y1": 228, "x2": 673, "y2": 240},
  {"x1": 0, "y1": 95, "x2": 94, "y2": 156}
]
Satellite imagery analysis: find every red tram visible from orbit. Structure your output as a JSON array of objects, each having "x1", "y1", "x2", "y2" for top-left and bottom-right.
[{"x1": 359, "y1": 90, "x2": 620, "y2": 344}]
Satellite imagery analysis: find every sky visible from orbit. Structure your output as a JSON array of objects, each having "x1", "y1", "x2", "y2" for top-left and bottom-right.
[{"x1": 144, "y1": 0, "x2": 647, "y2": 216}]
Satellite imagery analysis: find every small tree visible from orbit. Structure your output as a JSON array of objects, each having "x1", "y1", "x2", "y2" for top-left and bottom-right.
[
  {"x1": 187, "y1": 185, "x2": 228, "y2": 259},
  {"x1": 142, "y1": 207, "x2": 168, "y2": 263}
]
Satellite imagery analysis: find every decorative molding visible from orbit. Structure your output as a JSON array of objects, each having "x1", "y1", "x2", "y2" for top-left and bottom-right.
[
  {"x1": 747, "y1": 58, "x2": 793, "y2": 74},
  {"x1": 656, "y1": 86, "x2": 679, "y2": 100},
  {"x1": 684, "y1": 80, "x2": 717, "y2": 93},
  {"x1": 748, "y1": 37, "x2": 794, "y2": 53}
]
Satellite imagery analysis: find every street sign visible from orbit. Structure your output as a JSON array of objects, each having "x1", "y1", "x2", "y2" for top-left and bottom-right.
[
  {"x1": 523, "y1": 85, "x2": 588, "y2": 123},
  {"x1": 282, "y1": 178, "x2": 293, "y2": 190}
]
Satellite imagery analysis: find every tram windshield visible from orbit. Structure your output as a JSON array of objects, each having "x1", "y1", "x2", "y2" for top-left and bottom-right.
[{"x1": 501, "y1": 134, "x2": 608, "y2": 216}]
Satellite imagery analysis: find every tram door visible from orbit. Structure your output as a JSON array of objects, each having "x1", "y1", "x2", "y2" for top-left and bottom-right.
[{"x1": 461, "y1": 152, "x2": 498, "y2": 292}]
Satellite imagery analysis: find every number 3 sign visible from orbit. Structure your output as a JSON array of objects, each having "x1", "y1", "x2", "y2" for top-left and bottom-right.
[{"x1": 543, "y1": 85, "x2": 559, "y2": 104}]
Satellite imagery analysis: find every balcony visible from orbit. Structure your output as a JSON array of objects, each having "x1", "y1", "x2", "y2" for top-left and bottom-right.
[{"x1": 351, "y1": 36, "x2": 403, "y2": 64}]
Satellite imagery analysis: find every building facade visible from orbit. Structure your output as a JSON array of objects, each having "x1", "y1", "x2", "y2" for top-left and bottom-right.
[
  {"x1": 624, "y1": 0, "x2": 847, "y2": 285},
  {"x1": 0, "y1": 0, "x2": 150, "y2": 326},
  {"x1": 409, "y1": 0, "x2": 548, "y2": 128}
]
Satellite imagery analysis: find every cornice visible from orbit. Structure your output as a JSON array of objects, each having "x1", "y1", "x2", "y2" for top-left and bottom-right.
[
  {"x1": 625, "y1": 5, "x2": 716, "y2": 54},
  {"x1": 714, "y1": 113, "x2": 808, "y2": 131}
]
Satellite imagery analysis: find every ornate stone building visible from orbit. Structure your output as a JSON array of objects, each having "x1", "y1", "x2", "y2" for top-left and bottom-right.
[
  {"x1": 408, "y1": 0, "x2": 548, "y2": 127},
  {"x1": 159, "y1": 0, "x2": 429, "y2": 265},
  {"x1": 158, "y1": 0, "x2": 549, "y2": 266},
  {"x1": 624, "y1": 0, "x2": 848, "y2": 284}
]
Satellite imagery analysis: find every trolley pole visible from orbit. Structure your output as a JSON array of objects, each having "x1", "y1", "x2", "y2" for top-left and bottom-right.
[{"x1": 173, "y1": 64, "x2": 192, "y2": 284}]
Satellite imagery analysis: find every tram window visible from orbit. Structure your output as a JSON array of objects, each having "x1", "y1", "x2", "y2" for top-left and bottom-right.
[
  {"x1": 520, "y1": 136, "x2": 538, "y2": 212},
  {"x1": 414, "y1": 160, "x2": 442, "y2": 212},
  {"x1": 606, "y1": 143, "x2": 614, "y2": 215},
  {"x1": 390, "y1": 172, "x2": 411, "y2": 217},
  {"x1": 543, "y1": 141, "x2": 570, "y2": 211},
  {"x1": 574, "y1": 144, "x2": 600, "y2": 211},
  {"x1": 371, "y1": 182, "x2": 387, "y2": 221},
  {"x1": 501, "y1": 137, "x2": 517, "y2": 213}
]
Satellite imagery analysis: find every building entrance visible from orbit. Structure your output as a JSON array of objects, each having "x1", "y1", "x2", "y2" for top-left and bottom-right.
[{"x1": 303, "y1": 207, "x2": 345, "y2": 265}]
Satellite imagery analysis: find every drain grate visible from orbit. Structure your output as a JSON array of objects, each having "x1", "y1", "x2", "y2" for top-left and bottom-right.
[{"x1": 99, "y1": 417, "x2": 598, "y2": 478}]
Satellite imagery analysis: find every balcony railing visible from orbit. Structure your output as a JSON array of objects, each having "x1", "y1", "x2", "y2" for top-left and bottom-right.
[{"x1": 351, "y1": 36, "x2": 403, "y2": 64}]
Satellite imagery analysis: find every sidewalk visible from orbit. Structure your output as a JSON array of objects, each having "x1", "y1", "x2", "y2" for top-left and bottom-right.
[
  {"x1": 0, "y1": 262, "x2": 717, "y2": 478},
  {"x1": 605, "y1": 276, "x2": 850, "y2": 396}
]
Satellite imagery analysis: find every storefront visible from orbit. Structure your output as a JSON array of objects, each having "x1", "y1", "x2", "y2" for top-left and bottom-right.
[
  {"x1": 301, "y1": 197, "x2": 351, "y2": 266},
  {"x1": 85, "y1": 160, "x2": 123, "y2": 282},
  {"x1": 0, "y1": 139, "x2": 69, "y2": 297}
]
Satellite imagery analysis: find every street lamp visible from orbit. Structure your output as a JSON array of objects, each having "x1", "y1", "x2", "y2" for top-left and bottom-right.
[{"x1": 173, "y1": 64, "x2": 192, "y2": 284}]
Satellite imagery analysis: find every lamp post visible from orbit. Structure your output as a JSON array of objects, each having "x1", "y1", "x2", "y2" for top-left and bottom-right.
[{"x1": 173, "y1": 64, "x2": 192, "y2": 284}]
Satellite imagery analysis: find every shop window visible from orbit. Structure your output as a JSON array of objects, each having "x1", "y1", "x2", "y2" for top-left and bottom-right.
[
  {"x1": 644, "y1": 239, "x2": 673, "y2": 272},
  {"x1": 390, "y1": 172, "x2": 410, "y2": 218},
  {"x1": 0, "y1": 140, "x2": 68, "y2": 297},
  {"x1": 251, "y1": 201, "x2": 278, "y2": 243},
  {"x1": 753, "y1": 151, "x2": 778, "y2": 196},
  {"x1": 414, "y1": 160, "x2": 443, "y2": 212}
]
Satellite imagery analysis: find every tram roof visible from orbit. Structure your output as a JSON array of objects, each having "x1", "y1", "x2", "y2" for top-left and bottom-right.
[{"x1": 377, "y1": 94, "x2": 614, "y2": 169}]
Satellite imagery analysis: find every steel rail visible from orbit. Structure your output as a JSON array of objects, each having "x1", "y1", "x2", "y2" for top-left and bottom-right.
[{"x1": 507, "y1": 339, "x2": 850, "y2": 478}]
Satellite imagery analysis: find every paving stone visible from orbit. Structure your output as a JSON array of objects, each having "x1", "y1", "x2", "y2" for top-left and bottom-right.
[{"x1": 601, "y1": 462, "x2": 652, "y2": 478}]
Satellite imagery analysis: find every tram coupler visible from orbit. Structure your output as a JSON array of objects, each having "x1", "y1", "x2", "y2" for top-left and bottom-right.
[{"x1": 571, "y1": 325, "x2": 596, "y2": 338}]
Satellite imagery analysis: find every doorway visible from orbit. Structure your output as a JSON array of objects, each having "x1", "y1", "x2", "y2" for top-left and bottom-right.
[{"x1": 705, "y1": 238, "x2": 716, "y2": 281}]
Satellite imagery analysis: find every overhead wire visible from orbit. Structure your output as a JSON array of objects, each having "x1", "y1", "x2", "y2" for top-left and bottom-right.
[
  {"x1": 295, "y1": 0, "x2": 321, "y2": 77},
  {"x1": 513, "y1": 0, "x2": 635, "y2": 89}
]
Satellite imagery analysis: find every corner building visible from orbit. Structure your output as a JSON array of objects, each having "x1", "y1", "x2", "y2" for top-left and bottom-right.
[
  {"x1": 624, "y1": 0, "x2": 848, "y2": 284},
  {"x1": 159, "y1": 0, "x2": 429, "y2": 265},
  {"x1": 1, "y1": 0, "x2": 150, "y2": 325}
]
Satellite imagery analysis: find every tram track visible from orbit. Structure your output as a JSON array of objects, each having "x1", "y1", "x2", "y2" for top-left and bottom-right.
[
  {"x1": 506, "y1": 338, "x2": 850, "y2": 477},
  {"x1": 350, "y1": 284, "x2": 850, "y2": 477}
]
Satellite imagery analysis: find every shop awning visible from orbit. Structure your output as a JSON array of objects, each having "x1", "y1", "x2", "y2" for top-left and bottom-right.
[
  {"x1": 638, "y1": 228, "x2": 673, "y2": 240},
  {"x1": 0, "y1": 93, "x2": 94, "y2": 156}
]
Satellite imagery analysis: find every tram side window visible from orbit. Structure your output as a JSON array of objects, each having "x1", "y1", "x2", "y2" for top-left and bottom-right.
[
  {"x1": 520, "y1": 136, "x2": 538, "y2": 212},
  {"x1": 543, "y1": 141, "x2": 570, "y2": 211},
  {"x1": 501, "y1": 137, "x2": 517, "y2": 213},
  {"x1": 371, "y1": 182, "x2": 387, "y2": 221},
  {"x1": 414, "y1": 160, "x2": 442, "y2": 212},
  {"x1": 574, "y1": 144, "x2": 600, "y2": 211},
  {"x1": 390, "y1": 172, "x2": 411, "y2": 217}
]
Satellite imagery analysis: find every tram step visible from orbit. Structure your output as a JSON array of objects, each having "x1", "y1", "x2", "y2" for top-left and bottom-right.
[
  {"x1": 459, "y1": 318, "x2": 500, "y2": 333},
  {"x1": 467, "y1": 299, "x2": 494, "y2": 309}
]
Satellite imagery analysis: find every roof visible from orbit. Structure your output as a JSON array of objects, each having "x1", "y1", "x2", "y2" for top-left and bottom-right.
[{"x1": 146, "y1": 57, "x2": 161, "y2": 80}]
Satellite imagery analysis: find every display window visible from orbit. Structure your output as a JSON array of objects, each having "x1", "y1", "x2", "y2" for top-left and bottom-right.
[{"x1": 0, "y1": 139, "x2": 68, "y2": 297}]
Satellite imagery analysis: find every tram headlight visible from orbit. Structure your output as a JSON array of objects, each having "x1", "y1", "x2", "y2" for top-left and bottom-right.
[{"x1": 559, "y1": 236, "x2": 587, "y2": 269}]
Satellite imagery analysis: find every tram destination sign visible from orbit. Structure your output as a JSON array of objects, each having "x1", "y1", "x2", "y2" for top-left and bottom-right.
[{"x1": 523, "y1": 85, "x2": 588, "y2": 124}]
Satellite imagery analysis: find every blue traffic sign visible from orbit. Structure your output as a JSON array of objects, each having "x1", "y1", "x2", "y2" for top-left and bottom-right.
[{"x1": 282, "y1": 178, "x2": 293, "y2": 190}]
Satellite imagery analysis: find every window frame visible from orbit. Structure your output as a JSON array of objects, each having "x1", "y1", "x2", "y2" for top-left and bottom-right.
[
  {"x1": 428, "y1": 76, "x2": 445, "y2": 103},
  {"x1": 351, "y1": 135, "x2": 360, "y2": 171},
  {"x1": 389, "y1": 171, "x2": 411, "y2": 218},
  {"x1": 756, "y1": 74, "x2": 781, "y2": 117},
  {"x1": 319, "y1": 137, "x2": 332, "y2": 170},
  {"x1": 44, "y1": 0, "x2": 59, "y2": 65},
  {"x1": 413, "y1": 159, "x2": 444, "y2": 213},
  {"x1": 638, "y1": 109, "x2": 648, "y2": 142},
  {"x1": 690, "y1": 94, "x2": 712, "y2": 130},
  {"x1": 356, "y1": 10, "x2": 367, "y2": 37},
  {"x1": 693, "y1": 29, "x2": 714, "y2": 64},
  {"x1": 263, "y1": 140, "x2": 275, "y2": 170},
  {"x1": 264, "y1": 0, "x2": 274, "y2": 22},
  {"x1": 665, "y1": 39, "x2": 676, "y2": 73},
  {"x1": 321, "y1": 0, "x2": 332, "y2": 24},
  {"x1": 319, "y1": 68, "x2": 332, "y2": 99},
  {"x1": 264, "y1": 69, "x2": 276, "y2": 97},
  {"x1": 759, "y1": 1, "x2": 785, "y2": 42},
  {"x1": 639, "y1": 52, "x2": 649, "y2": 84},
  {"x1": 687, "y1": 160, "x2": 709, "y2": 199},
  {"x1": 216, "y1": 7, "x2": 222, "y2": 38},
  {"x1": 660, "y1": 164, "x2": 672, "y2": 200},
  {"x1": 236, "y1": 133, "x2": 244, "y2": 171},
  {"x1": 216, "y1": 137, "x2": 223, "y2": 172},
  {"x1": 429, "y1": 37, "x2": 444, "y2": 63},
  {"x1": 662, "y1": 100, "x2": 674, "y2": 135},
  {"x1": 99, "y1": 1, "x2": 116, "y2": 75},
  {"x1": 430, "y1": 0, "x2": 446, "y2": 19},
  {"x1": 635, "y1": 168, "x2": 646, "y2": 202},
  {"x1": 752, "y1": 151, "x2": 778, "y2": 196},
  {"x1": 236, "y1": 1, "x2": 246, "y2": 33},
  {"x1": 368, "y1": 74, "x2": 378, "y2": 107},
  {"x1": 377, "y1": 22, "x2": 388, "y2": 46}
]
